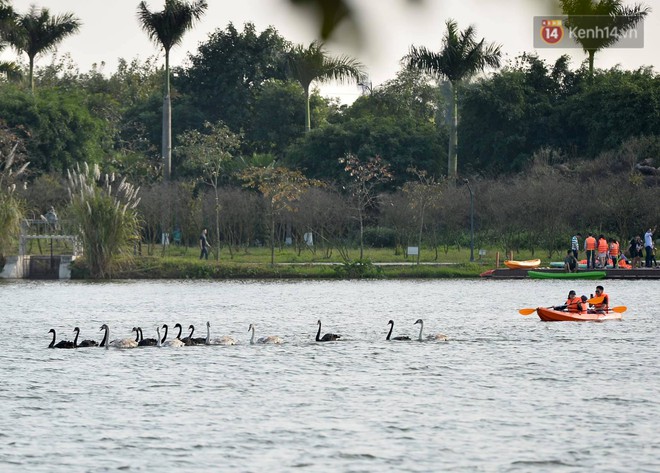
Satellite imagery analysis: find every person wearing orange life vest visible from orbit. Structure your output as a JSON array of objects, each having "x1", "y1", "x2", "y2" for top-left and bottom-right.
[
  {"x1": 584, "y1": 233, "x2": 597, "y2": 269},
  {"x1": 609, "y1": 238, "x2": 620, "y2": 268},
  {"x1": 590, "y1": 285, "x2": 610, "y2": 314},
  {"x1": 579, "y1": 295, "x2": 589, "y2": 314},
  {"x1": 597, "y1": 234, "x2": 608, "y2": 268},
  {"x1": 554, "y1": 290, "x2": 584, "y2": 313}
]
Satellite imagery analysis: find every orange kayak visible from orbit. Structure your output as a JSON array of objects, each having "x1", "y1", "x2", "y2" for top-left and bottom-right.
[
  {"x1": 536, "y1": 307, "x2": 623, "y2": 322},
  {"x1": 504, "y1": 259, "x2": 541, "y2": 269}
]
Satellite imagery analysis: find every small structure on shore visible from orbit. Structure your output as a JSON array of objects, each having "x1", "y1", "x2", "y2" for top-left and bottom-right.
[{"x1": 0, "y1": 216, "x2": 81, "y2": 280}]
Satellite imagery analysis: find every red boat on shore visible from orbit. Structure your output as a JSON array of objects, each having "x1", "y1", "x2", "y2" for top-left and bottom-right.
[{"x1": 536, "y1": 307, "x2": 623, "y2": 322}]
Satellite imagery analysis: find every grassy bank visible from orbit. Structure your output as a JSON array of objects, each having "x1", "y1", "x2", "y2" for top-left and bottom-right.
[{"x1": 70, "y1": 249, "x2": 489, "y2": 280}]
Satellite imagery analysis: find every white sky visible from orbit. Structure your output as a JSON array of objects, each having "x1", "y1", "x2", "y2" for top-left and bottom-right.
[{"x1": 3, "y1": 0, "x2": 659, "y2": 103}]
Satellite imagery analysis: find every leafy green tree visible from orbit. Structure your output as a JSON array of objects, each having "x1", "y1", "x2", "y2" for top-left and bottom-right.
[
  {"x1": 560, "y1": 0, "x2": 649, "y2": 76},
  {"x1": 285, "y1": 115, "x2": 444, "y2": 185},
  {"x1": 404, "y1": 19, "x2": 501, "y2": 179},
  {"x1": 67, "y1": 163, "x2": 141, "y2": 279},
  {"x1": 176, "y1": 23, "x2": 290, "y2": 136},
  {"x1": 0, "y1": 85, "x2": 108, "y2": 173},
  {"x1": 344, "y1": 68, "x2": 442, "y2": 124},
  {"x1": 137, "y1": 0, "x2": 208, "y2": 180},
  {"x1": 5, "y1": 4, "x2": 80, "y2": 92},
  {"x1": 177, "y1": 121, "x2": 242, "y2": 259},
  {"x1": 286, "y1": 40, "x2": 364, "y2": 132},
  {"x1": 249, "y1": 79, "x2": 305, "y2": 157}
]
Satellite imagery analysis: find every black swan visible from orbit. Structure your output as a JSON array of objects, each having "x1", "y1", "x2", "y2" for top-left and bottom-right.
[
  {"x1": 136, "y1": 327, "x2": 158, "y2": 346},
  {"x1": 316, "y1": 320, "x2": 341, "y2": 342},
  {"x1": 187, "y1": 324, "x2": 206, "y2": 345},
  {"x1": 48, "y1": 329, "x2": 74, "y2": 349},
  {"x1": 73, "y1": 327, "x2": 98, "y2": 347},
  {"x1": 386, "y1": 320, "x2": 411, "y2": 341}
]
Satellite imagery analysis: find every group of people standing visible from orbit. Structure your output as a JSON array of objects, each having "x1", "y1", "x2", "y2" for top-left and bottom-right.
[
  {"x1": 628, "y1": 227, "x2": 657, "y2": 268},
  {"x1": 566, "y1": 228, "x2": 656, "y2": 271},
  {"x1": 554, "y1": 286, "x2": 610, "y2": 314}
]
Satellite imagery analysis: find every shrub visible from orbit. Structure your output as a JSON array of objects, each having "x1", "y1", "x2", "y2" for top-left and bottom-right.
[{"x1": 362, "y1": 226, "x2": 397, "y2": 248}]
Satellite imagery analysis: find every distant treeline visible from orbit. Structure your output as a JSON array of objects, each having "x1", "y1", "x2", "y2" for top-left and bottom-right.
[
  {"x1": 2, "y1": 23, "x2": 660, "y2": 260},
  {"x1": 1, "y1": 23, "x2": 660, "y2": 182}
]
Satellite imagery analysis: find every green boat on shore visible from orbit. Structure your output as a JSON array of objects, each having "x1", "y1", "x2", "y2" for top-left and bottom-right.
[{"x1": 527, "y1": 270, "x2": 606, "y2": 280}]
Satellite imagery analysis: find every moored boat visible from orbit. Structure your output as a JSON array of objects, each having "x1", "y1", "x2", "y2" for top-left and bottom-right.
[
  {"x1": 527, "y1": 270, "x2": 606, "y2": 280},
  {"x1": 536, "y1": 307, "x2": 623, "y2": 322},
  {"x1": 504, "y1": 259, "x2": 541, "y2": 269}
]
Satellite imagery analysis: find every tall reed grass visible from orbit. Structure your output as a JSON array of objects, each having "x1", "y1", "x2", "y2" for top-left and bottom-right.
[{"x1": 67, "y1": 163, "x2": 141, "y2": 278}]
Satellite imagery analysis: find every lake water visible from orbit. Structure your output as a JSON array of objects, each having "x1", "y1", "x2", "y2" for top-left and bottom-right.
[{"x1": 1, "y1": 278, "x2": 658, "y2": 472}]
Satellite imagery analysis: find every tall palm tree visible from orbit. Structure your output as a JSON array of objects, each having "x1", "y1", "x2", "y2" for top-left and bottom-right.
[
  {"x1": 137, "y1": 0, "x2": 208, "y2": 180},
  {"x1": 6, "y1": 5, "x2": 80, "y2": 93},
  {"x1": 560, "y1": 0, "x2": 649, "y2": 76},
  {"x1": 286, "y1": 40, "x2": 364, "y2": 132},
  {"x1": 405, "y1": 19, "x2": 501, "y2": 179}
]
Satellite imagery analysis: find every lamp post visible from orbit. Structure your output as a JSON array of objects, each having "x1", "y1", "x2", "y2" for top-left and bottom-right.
[{"x1": 464, "y1": 179, "x2": 474, "y2": 262}]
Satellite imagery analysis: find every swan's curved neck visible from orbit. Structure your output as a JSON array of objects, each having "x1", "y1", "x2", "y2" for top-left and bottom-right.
[
  {"x1": 100, "y1": 326, "x2": 108, "y2": 347},
  {"x1": 316, "y1": 322, "x2": 322, "y2": 342},
  {"x1": 206, "y1": 323, "x2": 210, "y2": 344},
  {"x1": 189, "y1": 326, "x2": 195, "y2": 338},
  {"x1": 175, "y1": 325, "x2": 182, "y2": 339},
  {"x1": 417, "y1": 321, "x2": 424, "y2": 341},
  {"x1": 156, "y1": 328, "x2": 162, "y2": 347},
  {"x1": 161, "y1": 325, "x2": 168, "y2": 344},
  {"x1": 73, "y1": 328, "x2": 80, "y2": 347},
  {"x1": 138, "y1": 327, "x2": 144, "y2": 342},
  {"x1": 386, "y1": 322, "x2": 394, "y2": 341},
  {"x1": 103, "y1": 326, "x2": 109, "y2": 350},
  {"x1": 49, "y1": 330, "x2": 56, "y2": 348},
  {"x1": 250, "y1": 326, "x2": 255, "y2": 344},
  {"x1": 134, "y1": 329, "x2": 140, "y2": 343}
]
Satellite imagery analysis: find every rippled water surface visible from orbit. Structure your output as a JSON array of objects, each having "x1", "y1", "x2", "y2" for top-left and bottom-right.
[{"x1": 1, "y1": 279, "x2": 659, "y2": 472}]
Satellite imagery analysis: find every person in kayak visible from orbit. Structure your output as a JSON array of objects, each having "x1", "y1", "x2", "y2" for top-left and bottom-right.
[
  {"x1": 590, "y1": 285, "x2": 610, "y2": 314},
  {"x1": 554, "y1": 290, "x2": 584, "y2": 313}
]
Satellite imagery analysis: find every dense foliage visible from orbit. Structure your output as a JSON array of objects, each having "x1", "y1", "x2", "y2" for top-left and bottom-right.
[{"x1": 1, "y1": 14, "x2": 660, "y2": 272}]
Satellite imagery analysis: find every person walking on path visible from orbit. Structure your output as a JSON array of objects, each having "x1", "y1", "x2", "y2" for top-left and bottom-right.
[
  {"x1": 199, "y1": 228, "x2": 211, "y2": 260},
  {"x1": 584, "y1": 233, "x2": 597, "y2": 269},
  {"x1": 571, "y1": 233, "x2": 581, "y2": 260},
  {"x1": 644, "y1": 227, "x2": 656, "y2": 268}
]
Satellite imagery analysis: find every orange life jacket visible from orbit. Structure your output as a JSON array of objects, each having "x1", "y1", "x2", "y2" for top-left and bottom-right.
[
  {"x1": 585, "y1": 236, "x2": 597, "y2": 251},
  {"x1": 597, "y1": 238, "x2": 608, "y2": 253},
  {"x1": 609, "y1": 242, "x2": 620, "y2": 256},
  {"x1": 565, "y1": 297, "x2": 582, "y2": 313},
  {"x1": 593, "y1": 293, "x2": 609, "y2": 312}
]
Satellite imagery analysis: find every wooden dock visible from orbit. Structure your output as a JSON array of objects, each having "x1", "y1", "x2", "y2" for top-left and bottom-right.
[{"x1": 486, "y1": 267, "x2": 660, "y2": 280}]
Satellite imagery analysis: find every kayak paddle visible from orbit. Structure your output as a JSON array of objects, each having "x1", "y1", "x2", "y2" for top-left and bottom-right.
[{"x1": 609, "y1": 306, "x2": 627, "y2": 313}]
